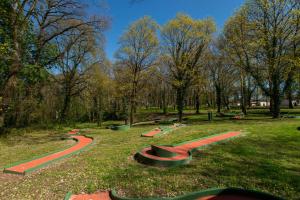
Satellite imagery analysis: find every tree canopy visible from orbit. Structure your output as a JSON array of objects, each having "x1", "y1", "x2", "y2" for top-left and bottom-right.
[{"x1": 1, "y1": 0, "x2": 299, "y2": 131}]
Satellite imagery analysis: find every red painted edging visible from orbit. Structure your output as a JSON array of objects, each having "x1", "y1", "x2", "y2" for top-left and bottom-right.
[
  {"x1": 141, "y1": 124, "x2": 186, "y2": 137},
  {"x1": 3, "y1": 129, "x2": 93, "y2": 175},
  {"x1": 66, "y1": 187, "x2": 284, "y2": 200},
  {"x1": 68, "y1": 191, "x2": 111, "y2": 200},
  {"x1": 135, "y1": 131, "x2": 242, "y2": 167},
  {"x1": 141, "y1": 128, "x2": 162, "y2": 137}
]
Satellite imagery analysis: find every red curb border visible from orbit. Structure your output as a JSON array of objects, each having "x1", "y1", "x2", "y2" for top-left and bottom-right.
[
  {"x1": 66, "y1": 187, "x2": 284, "y2": 200},
  {"x1": 141, "y1": 124, "x2": 186, "y2": 137},
  {"x1": 3, "y1": 129, "x2": 93, "y2": 175},
  {"x1": 135, "y1": 131, "x2": 242, "y2": 167}
]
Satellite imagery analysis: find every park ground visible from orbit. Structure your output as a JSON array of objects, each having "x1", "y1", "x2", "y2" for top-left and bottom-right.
[{"x1": 0, "y1": 109, "x2": 300, "y2": 200}]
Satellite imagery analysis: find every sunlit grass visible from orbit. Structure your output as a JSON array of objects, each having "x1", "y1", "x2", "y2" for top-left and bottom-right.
[{"x1": 0, "y1": 111, "x2": 299, "y2": 199}]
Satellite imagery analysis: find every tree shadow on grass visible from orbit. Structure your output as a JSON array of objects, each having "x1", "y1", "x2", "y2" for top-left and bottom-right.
[{"x1": 0, "y1": 132, "x2": 67, "y2": 146}]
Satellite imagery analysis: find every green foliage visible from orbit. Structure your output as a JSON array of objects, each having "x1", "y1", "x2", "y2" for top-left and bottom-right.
[
  {"x1": 115, "y1": 16, "x2": 159, "y2": 125},
  {"x1": 160, "y1": 13, "x2": 215, "y2": 121},
  {"x1": 0, "y1": 0, "x2": 13, "y2": 88},
  {"x1": 222, "y1": 0, "x2": 300, "y2": 117},
  {"x1": 115, "y1": 16, "x2": 159, "y2": 70},
  {"x1": 161, "y1": 13, "x2": 215, "y2": 88},
  {"x1": 19, "y1": 64, "x2": 49, "y2": 85}
]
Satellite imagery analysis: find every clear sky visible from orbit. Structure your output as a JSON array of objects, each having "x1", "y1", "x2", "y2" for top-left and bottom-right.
[{"x1": 93, "y1": 0, "x2": 246, "y2": 60}]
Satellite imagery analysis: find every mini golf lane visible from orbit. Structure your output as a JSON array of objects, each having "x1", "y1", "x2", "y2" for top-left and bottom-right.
[
  {"x1": 66, "y1": 188, "x2": 283, "y2": 200},
  {"x1": 135, "y1": 131, "x2": 241, "y2": 167},
  {"x1": 3, "y1": 129, "x2": 93, "y2": 175},
  {"x1": 65, "y1": 131, "x2": 283, "y2": 200},
  {"x1": 142, "y1": 128, "x2": 163, "y2": 137},
  {"x1": 141, "y1": 124, "x2": 185, "y2": 137}
]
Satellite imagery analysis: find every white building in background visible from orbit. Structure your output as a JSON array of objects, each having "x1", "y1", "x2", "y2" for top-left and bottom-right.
[
  {"x1": 258, "y1": 101, "x2": 270, "y2": 107},
  {"x1": 236, "y1": 100, "x2": 270, "y2": 107},
  {"x1": 281, "y1": 99, "x2": 299, "y2": 107},
  {"x1": 250, "y1": 101, "x2": 270, "y2": 107},
  {"x1": 250, "y1": 99, "x2": 299, "y2": 107}
]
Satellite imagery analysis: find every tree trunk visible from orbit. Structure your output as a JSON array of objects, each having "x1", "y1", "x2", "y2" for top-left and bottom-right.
[
  {"x1": 288, "y1": 91, "x2": 294, "y2": 109},
  {"x1": 240, "y1": 74, "x2": 247, "y2": 115},
  {"x1": 240, "y1": 99, "x2": 247, "y2": 115},
  {"x1": 206, "y1": 99, "x2": 211, "y2": 108},
  {"x1": 269, "y1": 97, "x2": 273, "y2": 113},
  {"x1": 162, "y1": 86, "x2": 167, "y2": 114},
  {"x1": 129, "y1": 81, "x2": 137, "y2": 126},
  {"x1": 286, "y1": 75, "x2": 294, "y2": 109},
  {"x1": 122, "y1": 97, "x2": 128, "y2": 125},
  {"x1": 271, "y1": 82, "x2": 281, "y2": 118},
  {"x1": 97, "y1": 95, "x2": 103, "y2": 127},
  {"x1": 216, "y1": 86, "x2": 221, "y2": 113},
  {"x1": 60, "y1": 87, "x2": 71, "y2": 123},
  {"x1": 247, "y1": 94, "x2": 252, "y2": 108},
  {"x1": 2, "y1": 75, "x2": 20, "y2": 127},
  {"x1": 176, "y1": 87, "x2": 185, "y2": 123},
  {"x1": 224, "y1": 95, "x2": 230, "y2": 110},
  {"x1": 272, "y1": 93, "x2": 280, "y2": 118},
  {"x1": 129, "y1": 98, "x2": 134, "y2": 126},
  {"x1": 195, "y1": 93, "x2": 200, "y2": 114},
  {"x1": 247, "y1": 76, "x2": 253, "y2": 108}
]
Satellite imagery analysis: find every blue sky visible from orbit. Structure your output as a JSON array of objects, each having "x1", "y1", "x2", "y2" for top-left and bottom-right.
[{"x1": 91, "y1": 0, "x2": 246, "y2": 60}]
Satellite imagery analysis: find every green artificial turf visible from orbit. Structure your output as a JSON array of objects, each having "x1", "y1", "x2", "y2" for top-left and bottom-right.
[{"x1": 0, "y1": 110, "x2": 299, "y2": 199}]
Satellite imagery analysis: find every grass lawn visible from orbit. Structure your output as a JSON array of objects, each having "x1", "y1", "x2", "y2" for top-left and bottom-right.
[{"x1": 0, "y1": 111, "x2": 300, "y2": 199}]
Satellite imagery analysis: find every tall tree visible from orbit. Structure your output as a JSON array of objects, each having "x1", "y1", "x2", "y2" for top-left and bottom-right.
[
  {"x1": 207, "y1": 45, "x2": 237, "y2": 113},
  {"x1": 223, "y1": 0, "x2": 300, "y2": 118},
  {"x1": 87, "y1": 61, "x2": 114, "y2": 126},
  {"x1": 115, "y1": 16, "x2": 159, "y2": 126},
  {"x1": 285, "y1": 3, "x2": 300, "y2": 108},
  {"x1": 161, "y1": 14, "x2": 215, "y2": 122},
  {"x1": 55, "y1": 21, "x2": 107, "y2": 122},
  {"x1": 0, "y1": 0, "x2": 109, "y2": 127}
]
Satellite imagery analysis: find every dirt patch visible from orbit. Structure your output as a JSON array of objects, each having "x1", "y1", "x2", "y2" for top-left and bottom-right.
[{"x1": 0, "y1": 171, "x2": 23, "y2": 183}]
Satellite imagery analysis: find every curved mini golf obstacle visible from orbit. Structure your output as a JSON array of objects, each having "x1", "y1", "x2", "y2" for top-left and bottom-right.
[
  {"x1": 135, "y1": 131, "x2": 241, "y2": 167},
  {"x1": 65, "y1": 187, "x2": 284, "y2": 200},
  {"x1": 141, "y1": 124, "x2": 185, "y2": 137},
  {"x1": 3, "y1": 129, "x2": 93, "y2": 175}
]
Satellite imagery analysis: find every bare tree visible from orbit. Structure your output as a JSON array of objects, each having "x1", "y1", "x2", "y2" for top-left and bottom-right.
[
  {"x1": 115, "y1": 16, "x2": 158, "y2": 126},
  {"x1": 55, "y1": 21, "x2": 107, "y2": 122}
]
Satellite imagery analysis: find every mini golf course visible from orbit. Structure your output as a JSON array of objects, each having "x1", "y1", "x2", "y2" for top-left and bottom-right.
[
  {"x1": 65, "y1": 187, "x2": 283, "y2": 200},
  {"x1": 135, "y1": 131, "x2": 242, "y2": 167},
  {"x1": 65, "y1": 131, "x2": 283, "y2": 200},
  {"x1": 141, "y1": 124, "x2": 185, "y2": 137},
  {"x1": 3, "y1": 129, "x2": 93, "y2": 175}
]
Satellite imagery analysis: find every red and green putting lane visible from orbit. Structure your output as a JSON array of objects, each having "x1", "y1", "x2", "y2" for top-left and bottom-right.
[
  {"x1": 136, "y1": 131, "x2": 242, "y2": 167},
  {"x1": 141, "y1": 124, "x2": 185, "y2": 137},
  {"x1": 3, "y1": 129, "x2": 93, "y2": 175},
  {"x1": 1, "y1": 129, "x2": 283, "y2": 199},
  {"x1": 66, "y1": 131, "x2": 283, "y2": 200},
  {"x1": 66, "y1": 186, "x2": 283, "y2": 200}
]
